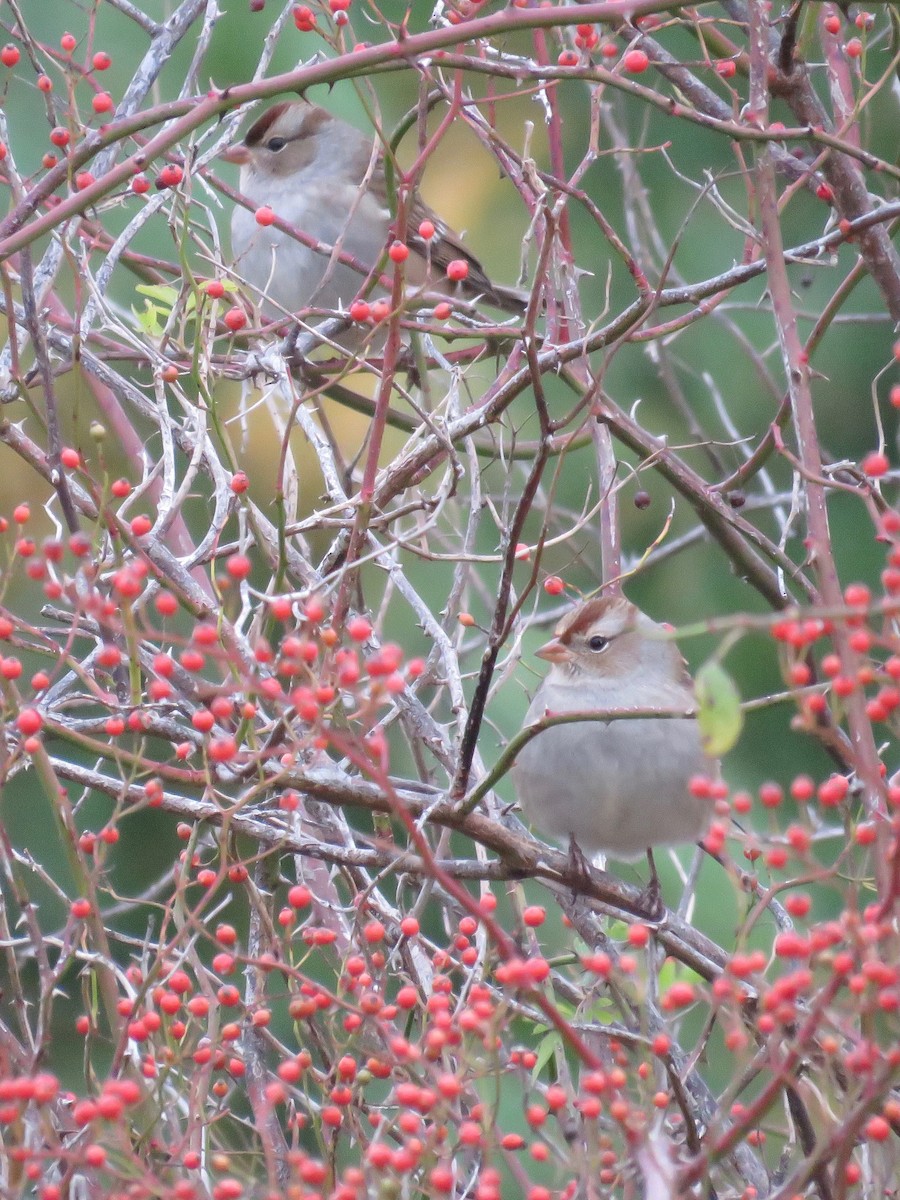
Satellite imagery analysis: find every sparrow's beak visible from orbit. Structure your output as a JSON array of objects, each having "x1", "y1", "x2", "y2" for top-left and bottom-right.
[
  {"x1": 220, "y1": 142, "x2": 251, "y2": 166},
  {"x1": 535, "y1": 637, "x2": 569, "y2": 664}
]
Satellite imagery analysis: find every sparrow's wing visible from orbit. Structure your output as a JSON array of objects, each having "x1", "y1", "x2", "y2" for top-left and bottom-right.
[
  {"x1": 408, "y1": 192, "x2": 528, "y2": 315},
  {"x1": 367, "y1": 159, "x2": 527, "y2": 315}
]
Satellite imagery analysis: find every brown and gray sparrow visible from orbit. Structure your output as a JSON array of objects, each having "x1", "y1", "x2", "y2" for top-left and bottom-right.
[
  {"x1": 222, "y1": 100, "x2": 526, "y2": 329},
  {"x1": 513, "y1": 596, "x2": 714, "y2": 862}
]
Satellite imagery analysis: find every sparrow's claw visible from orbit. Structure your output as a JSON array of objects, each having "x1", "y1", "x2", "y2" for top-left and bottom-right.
[
  {"x1": 636, "y1": 849, "x2": 666, "y2": 921},
  {"x1": 565, "y1": 834, "x2": 596, "y2": 901}
]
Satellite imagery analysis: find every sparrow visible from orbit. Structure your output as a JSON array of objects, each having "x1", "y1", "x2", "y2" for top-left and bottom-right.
[
  {"x1": 221, "y1": 100, "x2": 527, "y2": 329},
  {"x1": 512, "y1": 595, "x2": 714, "y2": 863}
]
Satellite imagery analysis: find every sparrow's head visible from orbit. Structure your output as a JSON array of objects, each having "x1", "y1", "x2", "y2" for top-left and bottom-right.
[
  {"x1": 221, "y1": 101, "x2": 341, "y2": 182},
  {"x1": 535, "y1": 596, "x2": 685, "y2": 683}
]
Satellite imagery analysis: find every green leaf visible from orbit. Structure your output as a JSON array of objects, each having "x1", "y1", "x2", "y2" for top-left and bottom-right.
[
  {"x1": 132, "y1": 301, "x2": 163, "y2": 338},
  {"x1": 695, "y1": 660, "x2": 743, "y2": 756},
  {"x1": 531, "y1": 1031, "x2": 563, "y2": 1081},
  {"x1": 135, "y1": 283, "x2": 180, "y2": 306}
]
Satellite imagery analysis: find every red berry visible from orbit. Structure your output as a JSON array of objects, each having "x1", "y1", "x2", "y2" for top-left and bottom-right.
[
  {"x1": 208, "y1": 737, "x2": 237, "y2": 763},
  {"x1": 157, "y1": 164, "x2": 184, "y2": 188},
  {"x1": 785, "y1": 893, "x2": 811, "y2": 917},
  {"x1": 715, "y1": 59, "x2": 736, "y2": 78},
  {"x1": 790, "y1": 775, "x2": 814, "y2": 802},
  {"x1": 304, "y1": 595, "x2": 326, "y2": 624},
  {"x1": 844, "y1": 582, "x2": 870, "y2": 606},
  {"x1": 429, "y1": 1166, "x2": 453, "y2": 1193},
  {"x1": 628, "y1": 923, "x2": 650, "y2": 948},
  {"x1": 347, "y1": 616, "x2": 372, "y2": 641},
  {"x1": 662, "y1": 981, "x2": 696, "y2": 1010},
  {"x1": 759, "y1": 782, "x2": 783, "y2": 809},
  {"x1": 862, "y1": 451, "x2": 889, "y2": 477},
  {"x1": 388, "y1": 240, "x2": 409, "y2": 263},
  {"x1": 17, "y1": 708, "x2": 43, "y2": 735},
  {"x1": 818, "y1": 775, "x2": 849, "y2": 806},
  {"x1": 255, "y1": 205, "x2": 275, "y2": 226},
  {"x1": 446, "y1": 259, "x2": 469, "y2": 283},
  {"x1": 1, "y1": 44, "x2": 20, "y2": 67},
  {"x1": 223, "y1": 306, "x2": 248, "y2": 332},
  {"x1": 92, "y1": 51, "x2": 112, "y2": 70},
  {"x1": 226, "y1": 553, "x2": 251, "y2": 579},
  {"x1": 865, "y1": 1116, "x2": 890, "y2": 1142},
  {"x1": 623, "y1": 49, "x2": 650, "y2": 73},
  {"x1": 92, "y1": 92, "x2": 113, "y2": 115},
  {"x1": 774, "y1": 931, "x2": 811, "y2": 958}
]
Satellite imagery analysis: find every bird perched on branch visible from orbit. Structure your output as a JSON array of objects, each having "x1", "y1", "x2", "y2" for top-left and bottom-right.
[
  {"x1": 512, "y1": 596, "x2": 715, "y2": 902},
  {"x1": 222, "y1": 100, "x2": 527, "y2": 332}
]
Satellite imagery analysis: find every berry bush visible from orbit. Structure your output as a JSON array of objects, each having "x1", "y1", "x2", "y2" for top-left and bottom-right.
[{"x1": 0, "y1": 2, "x2": 898, "y2": 1198}]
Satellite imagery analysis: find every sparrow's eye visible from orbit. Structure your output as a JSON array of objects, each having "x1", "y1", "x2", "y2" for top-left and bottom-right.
[
  {"x1": 588, "y1": 635, "x2": 608, "y2": 652},
  {"x1": 265, "y1": 137, "x2": 287, "y2": 152}
]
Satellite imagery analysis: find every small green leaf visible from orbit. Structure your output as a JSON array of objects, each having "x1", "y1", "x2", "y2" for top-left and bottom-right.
[
  {"x1": 531, "y1": 1031, "x2": 563, "y2": 1080},
  {"x1": 135, "y1": 283, "x2": 180, "y2": 306},
  {"x1": 132, "y1": 301, "x2": 163, "y2": 338},
  {"x1": 695, "y1": 660, "x2": 743, "y2": 756}
]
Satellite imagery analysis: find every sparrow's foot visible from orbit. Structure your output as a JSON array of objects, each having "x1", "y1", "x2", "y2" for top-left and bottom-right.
[
  {"x1": 636, "y1": 849, "x2": 666, "y2": 921},
  {"x1": 566, "y1": 835, "x2": 595, "y2": 900},
  {"x1": 280, "y1": 327, "x2": 312, "y2": 377},
  {"x1": 391, "y1": 341, "x2": 423, "y2": 389}
]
